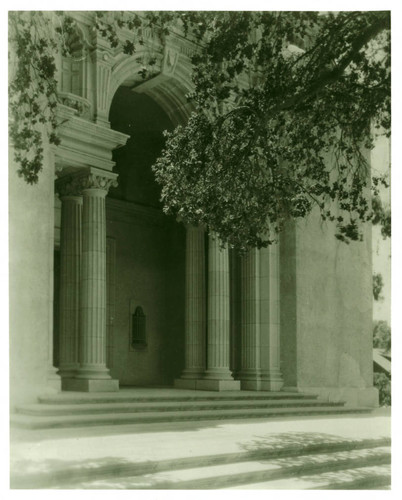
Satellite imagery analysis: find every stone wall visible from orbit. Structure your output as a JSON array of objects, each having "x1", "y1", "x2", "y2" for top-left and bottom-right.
[
  {"x1": 9, "y1": 146, "x2": 61, "y2": 407},
  {"x1": 280, "y1": 207, "x2": 377, "y2": 407}
]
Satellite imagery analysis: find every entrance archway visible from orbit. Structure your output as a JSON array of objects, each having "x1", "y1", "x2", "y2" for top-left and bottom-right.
[{"x1": 105, "y1": 85, "x2": 186, "y2": 386}]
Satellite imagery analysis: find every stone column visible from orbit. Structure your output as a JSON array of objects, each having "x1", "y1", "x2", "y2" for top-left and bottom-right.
[
  {"x1": 229, "y1": 249, "x2": 241, "y2": 377},
  {"x1": 197, "y1": 233, "x2": 240, "y2": 391},
  {"x1": 239, "y1": 248, "x2": 261, "y2": 388},
  {"x1": 56, "y1": 177, "x2": 82, "y2": 381},
  {"x1": 175, "y1": 225, "x2": 206, "y2": 389},
  {"x1": 65, "y1": 168, "x2": 119, "y2": 392},
  {"x1": 239, "y1": 244, "x2": 283, "y2": 391},
  {"x1": 45, "y1": 164, "x2": 61, "y2": 394},
  {"x1": 264, "y1": 242, "x2": 283, "y2": 390}
]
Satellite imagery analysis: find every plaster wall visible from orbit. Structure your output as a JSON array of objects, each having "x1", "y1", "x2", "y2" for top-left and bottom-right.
[
  {"x1": 106, "y1": 205, "x2": 185, "y2": 386},
  {"x1": 280, "y1": 207, "x2": 377, "y2": 406},
  {"x1": 9, "y1": 147, "x2": 60, "y2": 407}
]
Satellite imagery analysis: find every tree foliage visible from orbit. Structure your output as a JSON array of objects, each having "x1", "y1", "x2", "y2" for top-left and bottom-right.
[
  {"x1": 373, "y1": 272, "x2": 384, "y2": 301},
  {"x1": 9, "y1": 11, "x2": 391, "y2": 250},
  {"x1": 374, "y1": 372, "x2": 391, "y2": 406},
  {"x1": 373, "y1": 319, "x2": 391, "y2": 353},
  {"x1": 372, "y1": 194, "x2": 391, "y2": 238}
]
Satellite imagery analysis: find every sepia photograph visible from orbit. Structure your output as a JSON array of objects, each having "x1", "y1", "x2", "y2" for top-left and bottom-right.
[{"x1": 6, "y1": 1, "x2": 396, "y2": 492}]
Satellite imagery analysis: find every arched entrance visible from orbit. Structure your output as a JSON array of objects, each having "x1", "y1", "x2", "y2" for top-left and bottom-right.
[{"x1": 105, "y1": 86, "x2": 186, "y2": 386}]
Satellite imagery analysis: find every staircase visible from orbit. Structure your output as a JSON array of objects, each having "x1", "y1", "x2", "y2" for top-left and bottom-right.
[
  {"x1": 11, "y1": 389, "x2": 390, "y2": 489},
  {"x1": 11, "y1": 388, "x2": 372, "y2": 429},
  {"x1": 10, "y1": 433, "x2": 390, "y2": 489}
]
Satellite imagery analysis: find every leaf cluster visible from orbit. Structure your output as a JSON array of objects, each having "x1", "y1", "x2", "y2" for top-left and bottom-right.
[
  {"x1": 8, "y1": 11, "x2": 391, "y2": 252},
  {"x1": 152, "y1": 11, "x2": 391, "y2": 249},
  {"x1": 9, "y1": 11, "x2": 62, "y2": 183}
]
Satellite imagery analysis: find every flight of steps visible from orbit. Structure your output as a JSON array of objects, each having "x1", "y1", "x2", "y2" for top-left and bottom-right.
[
  {"x1": 11, "y1": 436, "x2": 391, "y2": 489},
  {"x1": 10, "y1": 390, "x2": 390, "y2": 489},
  {"x1": 11, "y1": 390, "x2": 372, "y2": 429}
]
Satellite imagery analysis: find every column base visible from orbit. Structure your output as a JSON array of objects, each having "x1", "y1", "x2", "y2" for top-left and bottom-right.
[
  {"x1": 174, "y1": 378, "x2": 201, "y2": 390},
  {"x1": 240, "y1": 378, "x2": 284, "y2": 391},
  {"x1": 239, "y1": 369, "x2": 284, "y2": 391},
  {"x1": 62, "y1": 378, "x2": 119, "y2": 392},
  {"x1": 196, "y1": 379, "x2": 241, "y2": 391},
  {"x1": 58, "y1": 366, "x2": 79, "y2": 379}
]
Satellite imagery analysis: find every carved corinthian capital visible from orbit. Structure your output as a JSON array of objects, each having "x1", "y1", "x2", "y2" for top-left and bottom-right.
[
  {"x1": 55, "y1": 175, "x2": 83, "y2": 198},
  {"x1": 78, "y1": 172, "x2": 118, "y2": 192},
  {"x1": 56, "y1": 168, "x2": 118, "y2": 197}
]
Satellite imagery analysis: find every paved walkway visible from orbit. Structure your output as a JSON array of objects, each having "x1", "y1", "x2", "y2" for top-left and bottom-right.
[{"x1": 10, "y1": 405, "x2": 391, "y2": 482}]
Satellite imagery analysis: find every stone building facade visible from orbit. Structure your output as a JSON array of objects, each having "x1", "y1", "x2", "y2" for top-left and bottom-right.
[{"x1": 9, "y1": 12, "x2": 378, "y2": 408}]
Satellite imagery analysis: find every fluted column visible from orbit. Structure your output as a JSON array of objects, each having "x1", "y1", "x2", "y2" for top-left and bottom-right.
[
  {"x1": 239, "y1": 243, "x2": 283, "y2": 391},
  {"x1": 175, "y1": 225, "x2": 206, "y2": 389},
  {"x1": 56, "y1": 177, "x2": 82, "y2": 380},
  {"x1": 239, "y1": 248, "x2": 261, "y2": 385},
  {"x1": 197, "y1": 233, "x2": 240, "y2": 391},
  {"x1": 66, "y1": 168, "x2": 119, "y2": 392},
  {"x1": 263, "y1": 242, "x2": 283, "y2": 390}
]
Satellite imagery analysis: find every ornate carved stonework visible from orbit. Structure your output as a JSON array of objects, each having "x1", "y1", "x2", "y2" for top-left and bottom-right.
[
  {"x1": 163, "y1": 48, "x2": 179, "y2": 75},
  {"x1": 58, "y1": 92, "x2": 91, "y2": 119},
  {"x1": 78, "y1": 172, "x2": 119, "y2": 192},
  {"x1": 56, "y1": 169, "x2": 118, "y2": 196},
  {"x1": 55, "y1": 175, "x2": 83, "y2": 197}
]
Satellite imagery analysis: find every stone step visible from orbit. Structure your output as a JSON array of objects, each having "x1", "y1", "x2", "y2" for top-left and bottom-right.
[
  {"x1": 227, "y1": 463, "x2": 391, "y2": 490},
  {"x1": 16, "y1": 398, "x2": 345, "y2": 417},
  {"x1": 11, "y1": 405, "x2": 371, "y2": 430},
  {"x1": 12, "y1": 443, "x2": 390, "y2": 490},
  {"x1": 71, "y1": 446, "x2": 391, "y2": 490},
  {"x1": 38, "y1": 390, "x2": 318, "y2": 405},
  {"x1": 13, "y1": 447, "x2": 391, "y2": 489}
]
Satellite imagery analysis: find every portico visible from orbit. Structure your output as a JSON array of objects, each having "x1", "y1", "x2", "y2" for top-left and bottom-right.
[
  {"x1": 55, "y1": 168, "x2": 284, "y2": 392},
  {"x1": 9, "y1": 12, "x2": 378, "y2": 408}
]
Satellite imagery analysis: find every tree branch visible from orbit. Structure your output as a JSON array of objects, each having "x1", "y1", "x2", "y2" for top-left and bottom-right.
[{"x1": 270, "y1": 12, "x2": 390, "y2": 114}]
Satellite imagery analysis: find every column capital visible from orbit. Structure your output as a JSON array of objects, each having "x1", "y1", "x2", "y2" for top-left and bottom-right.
[
  {"x1": 78, "y1": 172, "x2": 118, "y2": 193},
  {"x1": 77, "y1": 167, "x2": 118, "y2": 193},
  {"x1": 55, "y1": 175, "x2": 83, "y2": 198},
  {"x1": 56, "y1": 168, "x2": 118, "y2": 197}
]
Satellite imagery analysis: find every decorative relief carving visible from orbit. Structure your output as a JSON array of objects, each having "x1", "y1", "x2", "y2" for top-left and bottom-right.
[
  {"x1": 96, "y1": 63, "x2": 112, "y2": 113},
  {"x1": 163, "y1": 48, "x2": 179, "y2": 75},
  {"x1": 167, "y1": 35, "x2": 198, "y2": 58},
  {"x1": 58, "y1": 92, "x2": 91, "y2": 119},
  {"x1": 55, "y1": 175, "x2": 83, "y2": 197},
  {"x1": 56, "y1": 171, "x2": 118, "y2": 196},
  {"x1": 78, "y1": 173, "x2": 118, "y2": 192}
]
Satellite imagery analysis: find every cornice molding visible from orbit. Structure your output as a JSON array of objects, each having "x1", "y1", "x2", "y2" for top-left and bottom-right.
[{"x1": 53, "y1": 106, "x2": 129, "y2": 172}]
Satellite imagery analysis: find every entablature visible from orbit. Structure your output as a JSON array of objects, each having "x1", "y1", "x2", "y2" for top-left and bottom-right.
[{"x1": 53, "y1": 105, "x2": 129, "y2": 172}]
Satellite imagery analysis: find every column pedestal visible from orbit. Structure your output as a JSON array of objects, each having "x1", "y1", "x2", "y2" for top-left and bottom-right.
[{"x1": 197, "y1": 233, "x2": 240, "y2": 391}]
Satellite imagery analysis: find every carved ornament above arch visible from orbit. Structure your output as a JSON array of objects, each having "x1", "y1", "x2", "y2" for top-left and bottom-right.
[{"x1": 107, "y1": 36, "x2": 196, "y2": 128}]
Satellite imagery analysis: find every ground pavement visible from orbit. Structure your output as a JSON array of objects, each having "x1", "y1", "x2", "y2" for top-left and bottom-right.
[{"x1": 10, "y1": 402, "x2": 391, "y2": 490}]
